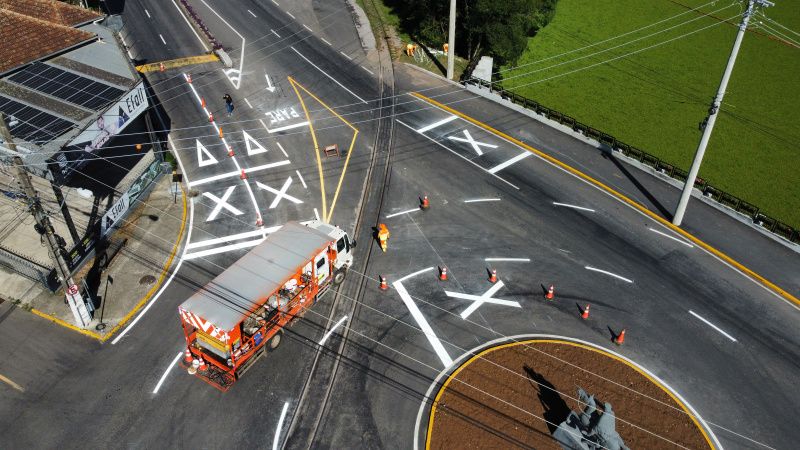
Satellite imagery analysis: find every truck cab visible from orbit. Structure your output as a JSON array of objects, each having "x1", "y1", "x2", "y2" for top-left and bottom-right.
[{"x1": 305, "y1": 220, "x2": 355, "y2": 285}]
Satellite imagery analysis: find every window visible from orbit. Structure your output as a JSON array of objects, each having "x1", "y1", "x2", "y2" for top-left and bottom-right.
[
  {"x1": 317, "y1": 258, "x2": 325, "y2": 269},
  {"x1": 337, "y1": 237, "x2": 346, "y2": 253}
]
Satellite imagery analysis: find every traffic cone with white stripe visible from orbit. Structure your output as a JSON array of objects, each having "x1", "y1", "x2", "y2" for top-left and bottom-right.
[
  {"x1": 546, "y1": 285, "x2": 554, "y2": 300},
  {"x1": 188, "y1": 359, "x2": 199, "y2": 375},
  {"x1": 240, "y1": 169, "x2": 247, "y2": 180},
  {"x1": 614, "y1": 329, "x2": 626, "y2": 345},
  {"x1": 256, "y1": 214, "x2": 263, "y2": 226},
  {"x1": 197, "y1": 357, "x2": 208, "y2": 372},
  {"x1": 228, "y1": 146, "x2": 235, "y2": 157},
  {"x1": 186, "y1": 73, "x2": 192, "y2": 83},
  {"x1": 379, "y1": 275, "x2": 388, "y2": 290},
  {"x1": 421, "y1": 195, "x2": 430, "y2": 210},
  {"x1": 581, "y1": 304, "x2": 590, "y2": 320},
  {"x1": 439, "y1": 266, "x2": 447, "y2": 281},
  {"x1": 208, "y1": 113, "x2": 214, "y2": 122},
  {"x1": 183, "y1": 348, "x2": 193, "y2": 364},
  {"x1": 159, "y1": 62, "x2": 165, "y2": 72},
  {"x1": 489, "y1": 268, "x2": 497, "y2": 283}
]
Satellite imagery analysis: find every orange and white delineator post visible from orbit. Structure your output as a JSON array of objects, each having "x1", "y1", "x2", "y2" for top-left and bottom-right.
[
  {"x1": 581, "y1": 304, "x2": 590, "y2": 319},
  {"x1": 546, "y1": 285, "x2": 555, "y2": 300}
]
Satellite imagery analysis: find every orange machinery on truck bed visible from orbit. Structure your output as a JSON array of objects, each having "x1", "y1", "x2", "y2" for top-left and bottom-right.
[{"x1": 178, "y1": 221, "x2": 354, "y2": 391}]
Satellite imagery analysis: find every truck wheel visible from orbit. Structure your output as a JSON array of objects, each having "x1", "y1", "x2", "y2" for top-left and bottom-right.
[
  {"x1": 268, "y1": 330, "x2": 283, "y2": 350},
  {"x1": 333, "y1": 268, "x2": 347, "y2": 286}
]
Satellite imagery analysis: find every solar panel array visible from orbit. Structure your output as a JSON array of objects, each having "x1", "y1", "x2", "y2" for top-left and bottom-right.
[
  {"x1": 0, "y1": 95, "x2": 75, "y2": 144},
  {"x1": 8, "y1": 62, "x2": 124, "y2": 110}
]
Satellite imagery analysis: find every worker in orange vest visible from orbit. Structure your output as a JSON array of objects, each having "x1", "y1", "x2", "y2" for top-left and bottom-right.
[
  {"x1": 406, "y1": 43, "x2": 416, "y2": 57},
  {"x1": 443, "y1": 43, "x2": 449, "y2": 54},
  {"x1": 378, "y1": 223, "x2": 390, "y2": 252}
]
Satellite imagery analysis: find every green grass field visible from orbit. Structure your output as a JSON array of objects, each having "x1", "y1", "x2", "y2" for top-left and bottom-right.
[{"x1": 501, "y1": 0, "x2": 800, "y2": 227}]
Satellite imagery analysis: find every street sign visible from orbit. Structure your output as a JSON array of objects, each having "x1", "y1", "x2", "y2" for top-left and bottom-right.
[{"x1": 67, "y1": 284, "x2": 79, "y2": 296}]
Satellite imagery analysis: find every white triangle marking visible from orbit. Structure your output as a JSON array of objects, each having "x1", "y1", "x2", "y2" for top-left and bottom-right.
[
  {"x1": 196, "y1": 140, "x2": 218, "y2": 167},
  {"x1": 243, "y1": 130, "x2": 268, "y2": 156}
]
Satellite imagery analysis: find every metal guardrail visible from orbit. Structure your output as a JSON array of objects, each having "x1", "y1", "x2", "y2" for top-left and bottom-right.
[
  {"x1": 467, "y1": 79, "x2": 800, "y2": 245},
  {"x1": 0, "y1": 245, "x2": 50, "y2": 288}
]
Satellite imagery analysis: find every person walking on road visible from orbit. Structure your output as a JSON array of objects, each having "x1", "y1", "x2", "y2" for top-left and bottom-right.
[{"x1": 223, "y1": 94, "x2": 234, "y2": 117}]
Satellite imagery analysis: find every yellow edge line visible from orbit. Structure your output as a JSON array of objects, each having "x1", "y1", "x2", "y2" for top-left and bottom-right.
[
  {"x1": 326, "y1": 130, "x2": 359, "y2": 222},
  {"x1": 0, "y1": 373, "x2": 24, "y2": 392},
  {"x1": 411, "y1": 92, "x2": 800, "y2": 307},
  {"x1": 426, "y1": 339, "x2": 714, "y2": 450},
  {"x1": 289, "y1": 76, "x2": 328, "y2": 222},
  {"x1": 29, "y1": 183, "x2": 189, "y2": 342}
]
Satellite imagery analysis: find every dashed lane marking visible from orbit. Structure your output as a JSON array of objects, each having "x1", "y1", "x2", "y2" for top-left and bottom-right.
[
  {"x1": 248, "y1": 9, "x2": 257, "y2": 17},
  {"x1": 271, "y1": 29, "x2": 281, "y2": 38},
  {"x1": 159, "y1": 34, "x2": 167, "y2": 45},
  {"x1": 276, "y1": 142, "x2": 289, "y2": 157},
  {"x1": 485, "y1": 258, "x2": 530, "y2": 262},
  {"x1": 0, "y1": 373, "x2": 24, "y2": 392},
  {"x1": 553, "y1": 202, "x2": 595, "y2": 213},
  {"x1": 340, "y1": 51, "x2": 353, "y2": 60},
  {"x1": 386, "y1": 208, "x2": 420, "y2": 219},
  {"x1": 287, "y1": 12, "x2": 295, "y2": 19},
  {"x1": 303, "y1": 24, "x2": 312, "y2": 32},
  {"x1": 152, "y1": 351, "x2": 182, "y2": 394},
  {"x1": 585, "y1": 266, "x2": 634, "y2": 283},
  {"x1": 273, "y1": 402, "x2": 290, "y2": 450},
  {"x1": 244, "y1": 98, "x2": 253, "y2": 108},
  {"x1": 464, "y1": 198, "x2": 500, "y2": 203},
  {"x1": 650, "y1": 227, "x2": 694, "y2": 248},
  {"x1": 321, "y1": 37, "x2": 332, "y2": 46},
  {"x1": 689, "y1": 310, "x2": 737, "y2": 342},
  {"x1": 314, "y1": 208, "x2": 320, "y2": 221},
  {"x1": 362, "y1": 65, "x2": 374, "y2": 75},
  {"x1": 295, "y1": 170, "x2": 307, "y2": 188},
  {"x1": 145, "y1": 9, "x2": 151, "y2": 18}
]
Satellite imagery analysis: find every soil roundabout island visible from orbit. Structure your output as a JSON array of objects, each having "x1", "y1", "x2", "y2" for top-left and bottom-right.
[{"x1": 424, "y1": 338, "x2": 716, "y2": 449}]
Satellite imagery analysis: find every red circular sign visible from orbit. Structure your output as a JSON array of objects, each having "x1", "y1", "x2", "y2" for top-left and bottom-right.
[{"x1": 67, "y1": 284, "x2": 79, "y2": 295}]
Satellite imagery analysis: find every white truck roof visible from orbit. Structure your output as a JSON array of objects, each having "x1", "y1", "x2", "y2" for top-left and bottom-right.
[{"x1": 180, "y1": 222, "x2": 333, "y2": 331}]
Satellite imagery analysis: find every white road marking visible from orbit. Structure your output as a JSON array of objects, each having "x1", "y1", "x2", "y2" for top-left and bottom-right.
[
  {"x1": 248, "y1": 9, "x2": 257, "y2": 17},
  {"x1": 152, "y1": 351, "x2": 182, "y2": 394},
  {"x1": 272, "y1": 402, "x2": 290, "y2": 450},
  {"x1": 184, "y1": 238, "x2": 264, "y2": 260},
  {"x1": 171, "y1": 0, "x2": 210, "y2": 51},
  {"x1": 244, "y1": 98, "x2": 253, "y2": 108},
  {"x1": 303, "y1": 24, "x2": 312, "y2": 32},
  {"x1": 448, "y1": 129, "x2": 497, "y2": 156},
  {"x1": 394, "y1": 270, "x2": 453, "y2": 367},
  {"x1": 295, "y1": 170, "x2": 307, "y2": 188},
  {"x1": 397, "y1": 120, "x2": 519, "y2": 190},
  {"x1": 416, "y1": 115, "x2": 458, "y2": 133},
  {"x1": 196, "y1": 140, "x2": 218, "y2": 166},
  {"x1": 291, "y1": 47, "x2": 368, "y2": 103},
  {"x1": 159, "y1": 34, "x2": 166, "y2": 45},
  {"x1": 265, "y1": 74, "x2": 276, "y2": 92},
  {"x1": 257, "y1": 178, "x2": 304, "y2": 208},
  {"x1": 553, "y1": 202, "x2": 595, "y2": 212},
  {"x1": 488, "y1": 151, "x2": 532, "y2": 174},
  {"x1": 187, "y1": 227, "x2": 281, "y2": 249},
  {"x1": 397, "y1": 266, "x2": 435, "y2": 284},
  {"x1": 585, "y1": 266, "x2": 633, "y2": 283},
  {"x1": 445, "y1": 281, "x2": 521, "y2": 319},
  {"x1": 265, "y1": 121, "x2": 310, "y2": 133},
  {"x1": 361, "y1": 65, "x2": 374, "y2": 75},
  {"x1": 650, "y1": 227, "x2": 694, "y2": 248},
  {"x1": 276, "y1": 142, "x2": 289, "y2": 157},
  {"x1": 259, "y1": 119, "x2": 270, "y2": 131},
  {"x1": 689, "y1": 310, "x2": 737, "y2": 342},
  {"x1": 340, "y1": 51, "x2": 353, "y2": 60},
  {"x1": 271, "y1": 29, "x2": 281, "y2": 38},
  {"x1": 243, "y1": 130, "x2": 268, "y2": 155},
  {"x1": 201, "y1": 0, "x2": 245, "y2": 89},
  {"x1": 321, "y1": 37, "x2": 332, "y2": 45},
  {"x1": 271, "y1": 0, "x2": 279, "y2": 5},
  {"x1": 0, "y1": 373, "x2": 23, "y2": 392},
  {"x1": 313, "y1": 208, "x2": 320, "y2": 221},
  {"x1": 287, "y1": 12, "x2": 295, "y2": 19},
  {"x1": 145, "y1": 9, "x2": 151, "y2": 18},
  {"x1": 203, "y1": 187, "x2": 244, "y2": 222},
  {"x1": 485, "y1": 258, "x2": 530, "y2": 262},
  {"x1": 464, "y1": 198, "x2": 500, "y2": 203},
  {"x1": 186, "y1": 161, "x2": 292, "y2": 187},
  {"x1": 318, "y1": 315, "x2": 349, "y2": 346},
  {"x1": 386, "y1": 208, "x2": 420, "y2": 219}
]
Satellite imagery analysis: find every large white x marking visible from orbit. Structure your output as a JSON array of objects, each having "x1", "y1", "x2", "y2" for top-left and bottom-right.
[
  {"x1": 445, "y1": 280, "x2": 521, "y2": 320},
  {"x1": 447, "y1": 129, "x2": 498, "y2": 156},
  {"x1": 202, "y1": 186, "x2": 244, "y2": 222},
  {"x1": 256, "y1": 177, "x2": 303, "y2": 209}
]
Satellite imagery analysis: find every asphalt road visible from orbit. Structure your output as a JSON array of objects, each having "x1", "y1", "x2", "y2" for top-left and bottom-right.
[{"x1": 0, "y1": 1, "x2": 798, "y2": 449}]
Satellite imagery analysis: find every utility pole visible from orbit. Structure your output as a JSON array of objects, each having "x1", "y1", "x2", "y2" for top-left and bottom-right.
[
  {"x1": 0, "y1": 113, "x2": 92, "y2": 327},
  {"x1": 672, "y1": 0, "x2": 773, "y2": 226},
  {"x1": 446, "y1": 0, "x2": 456, "y2": 79}
]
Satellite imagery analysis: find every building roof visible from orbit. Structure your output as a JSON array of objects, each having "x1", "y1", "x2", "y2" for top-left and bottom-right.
[
  {"x1": 0, "y1": 0, "x2": 103, "y2": 75},
  {"x1": 180, "y1": 222, "x2": 333, "y2": 332}
]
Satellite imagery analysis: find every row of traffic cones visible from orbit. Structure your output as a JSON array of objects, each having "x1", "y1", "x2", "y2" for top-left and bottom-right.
[{"x1": 184, "y1": 348, "x2": 208, "y2": 374}]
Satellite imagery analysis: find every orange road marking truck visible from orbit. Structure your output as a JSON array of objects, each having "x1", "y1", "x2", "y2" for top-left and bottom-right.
[{"x1": 178, "y1": 221, "x2": 355, "y2": 391}]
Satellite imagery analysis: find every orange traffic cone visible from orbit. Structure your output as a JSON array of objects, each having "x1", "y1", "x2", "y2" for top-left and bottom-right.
[
  {"x1": 159, "y1": 62, "x2": 165, "y2": 72},
  {"x1": 489, "y1": 269, "x2": 497, "y2": 283},
  {"x1": 256, "y1": 215, "x2": 263, "y2": 226},
  {"x1": 379, "y1": 275, "x2": 388, "y2": 290},
  {"x1": 209, "y1": 113, "x2": 214, "y2": 122},
  {"x1": 439, "y1": 266, "x2": 447, "y2": 281},
  {"x1": 201, "y1": 97, "x2": 206, "y2": 108},
  {"x1": 581, "y1": 304, "x2": 590, "y2": 320},
  {"x1": 219, "y1": 127, "x2": 224, "y2": 138},
  {"x1": 614, "y1": 329, "x2": 626, "y2": 345},
  {"x1": 421, "y1": 195, "x2": 430, "y2": 210},
  {"x1": 546, "y1": 285, "x2": 554, "y2": 300},
  {"x1": 228, "y1": 146, "x2": 235, "y2": 157},
  {"x1": 197, "y1": 357, "x2": 208, "y2": 372},
  {"x1": 186, "y1": 73, "x2": 192, "y2": 83},
  {"x1": 183, "y1": 348, "x2": 193, "y2": 364},
  {"x1": 240, "y1": 169, "x2": 247, "y2": 180}
]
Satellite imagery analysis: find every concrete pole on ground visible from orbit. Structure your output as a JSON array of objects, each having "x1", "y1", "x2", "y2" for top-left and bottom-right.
[
  {"x1": 447, "y1": 0, "x2": 456, "y2": 79},
  {"x1": 672, "y1": 0, "x2": 773, "y2": 226},
  {"x1": 0, "y1": 113, "x2": 92, "y2": 327}
]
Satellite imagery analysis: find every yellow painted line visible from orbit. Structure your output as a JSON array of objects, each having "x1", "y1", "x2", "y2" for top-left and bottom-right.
[
  {"x1": 289, "y1": 76, "x2": 328, "y2": 222},
  {"x1": 411, "y1": 92, "x2": 800, "y2": 308},
  {"x1": 0, "y1": 373, "x2": 24, "y2": 393},
  {"x1": 426, "y1": 339, "x2": 714, "y2": 450},
  {"x1": 136, "y1": 54, "x2": 219, "y2": 73},
  {"x1": 288, "y1": 77, "x2": 361, "y2": 223},
  {"x1": 29, "y1": 183, "x2": 189, "y2": 342}
]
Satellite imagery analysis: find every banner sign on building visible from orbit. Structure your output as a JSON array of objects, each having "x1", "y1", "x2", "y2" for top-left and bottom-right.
[{"x1": 101, "y1": 192, "x2": 130, "y2": 236}]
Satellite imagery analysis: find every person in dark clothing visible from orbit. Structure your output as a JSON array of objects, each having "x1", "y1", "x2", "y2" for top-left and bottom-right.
[{"x1": 223, "y1": 94, "x2": 234, "y2": 116}]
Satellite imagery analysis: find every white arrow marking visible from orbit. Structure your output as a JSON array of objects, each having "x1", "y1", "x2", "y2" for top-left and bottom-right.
[
  {"x1": 196, "y1": 140, "x2": 218, "y2": 167},
  {"x1": 265, "y1": 74, "x2": 276, "y2": 92},
  {"x1": 242, "y1": 130, "x2": 268, "y2": 155},
  {"x1": 445, "y1": 280, "x2": 521, "y2": 319}
]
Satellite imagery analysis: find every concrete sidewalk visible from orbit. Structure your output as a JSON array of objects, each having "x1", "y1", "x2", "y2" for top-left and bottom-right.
[{"x1": 0, "y1": 174, "x2": 187, "y2": 341}]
